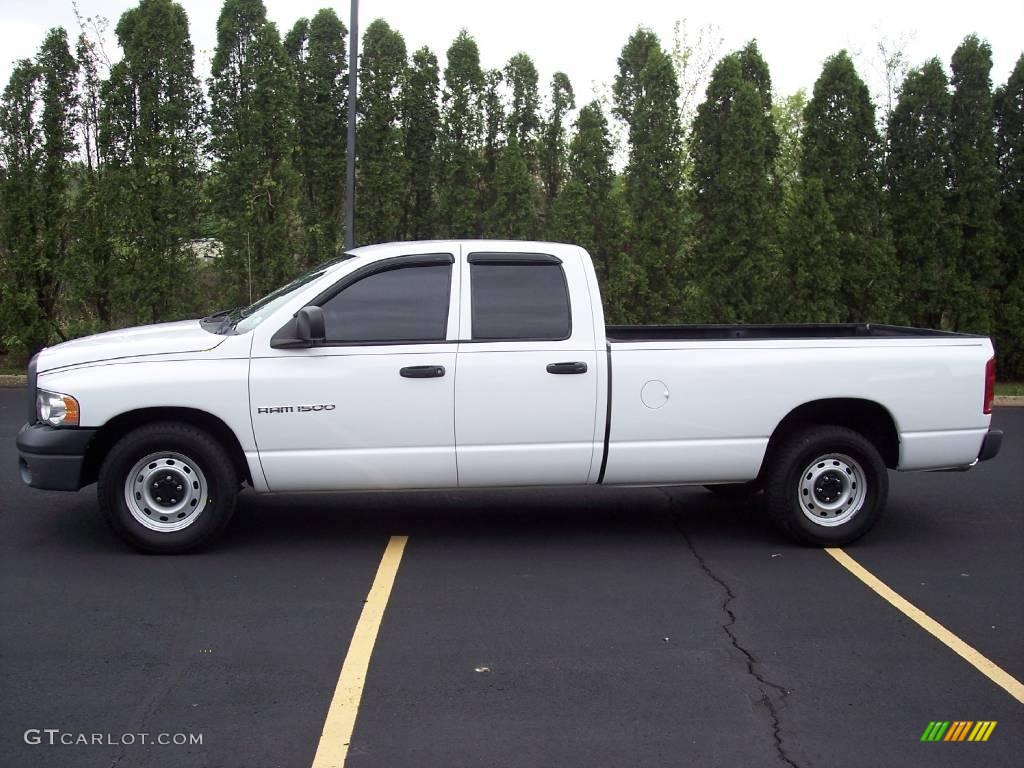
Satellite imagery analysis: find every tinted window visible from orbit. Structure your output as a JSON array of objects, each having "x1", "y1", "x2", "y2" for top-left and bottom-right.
[
  {"x1": 321, "y1": 263, "x2": 451, "y2": 343},
  {"x1": 471, "y1": 263, "x2": 571, "y2": 340}
]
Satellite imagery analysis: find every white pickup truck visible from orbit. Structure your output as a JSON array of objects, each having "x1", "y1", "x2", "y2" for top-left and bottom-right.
[{"x1": 17, "y1": 240, "x2": 1002, "y2": 552}]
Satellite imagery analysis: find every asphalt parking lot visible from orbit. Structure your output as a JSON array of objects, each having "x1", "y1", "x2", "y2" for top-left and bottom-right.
[{"x1": 0, "y1": 386, "x2": 1021, "y2": 768}]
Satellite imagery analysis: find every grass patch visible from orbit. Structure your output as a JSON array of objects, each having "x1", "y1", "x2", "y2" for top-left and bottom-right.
[{"x1": 996, "y1": 382, "x2": 1024, "y2": 396}]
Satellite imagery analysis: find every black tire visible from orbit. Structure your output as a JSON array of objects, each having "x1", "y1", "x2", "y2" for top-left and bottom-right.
[
  {"x1": 97, "y1": 421, "x2": 237, "y2": 553},
  {"x1": 763, "y1": 425, "x2": 888, "y2": 546},
  {"x1": 704, "y1": 481, "x2": 761, "y2": 501}
]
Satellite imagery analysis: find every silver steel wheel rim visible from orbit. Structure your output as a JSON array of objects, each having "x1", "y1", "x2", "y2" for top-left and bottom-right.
[
  {"x1": 124, "y1": 452, "x2": 208, "y2": 533},
  {"x1": 797, "y1": 453, "x2": 866, "y2": 527}
]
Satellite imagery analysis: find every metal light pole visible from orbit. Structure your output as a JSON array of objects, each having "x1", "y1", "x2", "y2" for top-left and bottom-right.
[{"x1": 344, "y1": 0, "x2": 358, "y2": 250}]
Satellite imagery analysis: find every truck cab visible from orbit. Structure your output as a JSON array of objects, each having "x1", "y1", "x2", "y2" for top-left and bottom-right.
[{"x1": 244, "y1": 241, "x2": 606, "y2": 492}]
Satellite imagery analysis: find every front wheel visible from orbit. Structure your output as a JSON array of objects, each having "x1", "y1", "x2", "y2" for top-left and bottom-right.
[
  {"x1": 763, "y1": 426, "x2": 888, "y2": 546},
  {"x1": 98, "y1": 422, "x2": 237, "y2": 553}
]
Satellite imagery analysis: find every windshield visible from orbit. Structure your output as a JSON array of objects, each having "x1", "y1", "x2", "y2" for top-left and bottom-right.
[{"x1": 202, "y1": 254, "x2": 356, "y2": 335}]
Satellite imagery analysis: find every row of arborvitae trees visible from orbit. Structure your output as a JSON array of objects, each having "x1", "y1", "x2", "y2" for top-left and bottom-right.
[{"x1": 1, "y1": 0, "x2": 1022, "y2": 377}]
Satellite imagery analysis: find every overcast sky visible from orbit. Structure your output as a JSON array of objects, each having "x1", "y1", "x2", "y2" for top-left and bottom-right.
[{"x1": 2, "y1": 0, "x2": 1022, "y2": 114}]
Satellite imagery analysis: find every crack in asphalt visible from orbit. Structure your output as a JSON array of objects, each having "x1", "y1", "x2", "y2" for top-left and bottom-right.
[{"x1": 661, "y1": 491, "x2": 800, "y2": 768}]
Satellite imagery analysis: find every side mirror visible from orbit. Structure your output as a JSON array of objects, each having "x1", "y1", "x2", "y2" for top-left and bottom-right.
[
  {"x1": 272, "y1": 306, "x2": 326, "y2": 348},
  {"x1": 295, "y1": 306, "x2": 326, "y2": 344}
]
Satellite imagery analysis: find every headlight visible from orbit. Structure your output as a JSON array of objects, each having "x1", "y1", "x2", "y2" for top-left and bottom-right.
[{"x1": 36, "y1": 390, "x2": 80, "y2": 427}]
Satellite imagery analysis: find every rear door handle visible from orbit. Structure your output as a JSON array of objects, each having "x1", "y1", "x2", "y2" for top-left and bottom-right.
[
  {"x1": 546, "y1": 361, "x2": 588, "y2": 375},
  {"x1": 400, "y1": 365, "x2": 446, "y2": 378}
]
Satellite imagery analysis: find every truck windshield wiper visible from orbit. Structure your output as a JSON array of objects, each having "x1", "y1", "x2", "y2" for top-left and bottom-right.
[{"x1": 201, "y1": 307, "x2": 243, "y2": 335}]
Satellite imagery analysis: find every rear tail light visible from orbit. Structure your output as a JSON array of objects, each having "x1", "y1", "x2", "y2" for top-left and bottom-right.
[{"x1": 983, "y1": 357, "x2": 995, "y2": 414}]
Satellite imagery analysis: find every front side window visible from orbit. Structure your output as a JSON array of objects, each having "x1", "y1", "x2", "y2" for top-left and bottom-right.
[
  {"x1": 320, "y1": 263, "x2": 452, "y2": 343},
  {"x1": 470, "y1": 262, "x2": 571, "y2": 340}
]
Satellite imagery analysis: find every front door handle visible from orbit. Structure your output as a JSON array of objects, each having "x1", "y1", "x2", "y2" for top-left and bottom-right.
[
  {"x1": 546, "y1": 361, "x2": 588, "y2": 375},
  {"x1": 400, "y1": 365, "x2": 446, "y2": 378}
]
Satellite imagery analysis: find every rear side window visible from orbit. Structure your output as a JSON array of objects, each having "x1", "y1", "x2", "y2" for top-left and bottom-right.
[
  {"x1": 321, "y1": 263, "x2": 451, "y2": 343},
  {"x1": 470, "y1": 262, "x2": 571, "y2": 340}
]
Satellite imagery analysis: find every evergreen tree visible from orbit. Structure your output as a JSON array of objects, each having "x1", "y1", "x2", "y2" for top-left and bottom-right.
[
  {"x1": 438, "y1": 30, "x2": 484, "y2": 237},
  {"x1": 0, "y1": 28, "x2": 80, "y2": 355},
  {"x1": 781, "y1": 178, "x2": 841, "y2": 322},
  {"x1": 101, "y1": 0, "x2": 205, "y2": 324},
  {"x1": 285, "y1": 9, "x2": 347, "y2": 265},
  {"x1": 948, "y1": 35, "x2": 1000, "y2": 332},
  {"x1": 773, "y1": 90, "x2": 807, "y2": 208},
  {"x1": 209, "y1": 0, "x2": 298, "y2": 306},
  {"x1": 690, "y1": 47, "x2": 779, "y2": 322},
  {"x1": 887, "y1": 59, "x2": 957, "y2": 328},
  {"x1": 479, "y1": 68, "x2": 503, "y2": 229},
  {"x1": 550, "y1": 101, "x2": 629, "y2": 318},
  {"x1": 614, "y1": 29, "x2": 659, "y2": 119},
  {"x1": 401, "y1": 47, "x2": 440, "y2": 240},
  {"x1": 1, "y1": 59, "x2": 45, "y2": 354},
  {"x1": 540, "y1": 72, "x2": 574, "y2": 232},
  {"x1": 613, "y1": 29, "x2": 684, "y2": 321},
  {"x1": 68, "y1": 30, "x2": 116, "y2": 329},
  {"x1": 504, "y1": 53, "x2": 540, "y2": 161},
  {"x1": 487, "y1": 53, "x2": 542, "y2": 238},
  {"x1": 994, "y1": 54, "x2": 1024, "y2": 376},
  {"x1": 488, "y1": 137, "x2": 538, "y2": 238},
  {"x1": 356, "y1": 19, "x2": 407, "y2": 245},
  {"x1": 37, "y1": 29, "x2": 79, "y2": 324},
  {"x1": 737, "y1": 41, "x2": 779, "y2": 176},
  {"x1": 802, "y1": 51, "x2": 897, "y2": 321}
]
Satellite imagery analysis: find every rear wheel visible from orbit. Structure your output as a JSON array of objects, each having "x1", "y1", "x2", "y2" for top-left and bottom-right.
[
  {"x1": 764, "y1": 426, "x2": 888, "y2": 546},
  {"x1": 98, "y1": 422, "x2": 237, "y2": 553}
]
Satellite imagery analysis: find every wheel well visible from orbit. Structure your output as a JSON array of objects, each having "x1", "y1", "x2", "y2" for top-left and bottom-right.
[
  {"x1": 761, "y1": 398, "x2": 900, "y2": 473},
  {"x1": 82, "y1": 408, "x2": 252, "y2": 487}
]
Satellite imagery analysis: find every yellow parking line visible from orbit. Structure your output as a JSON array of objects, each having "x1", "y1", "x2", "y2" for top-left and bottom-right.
[
  {"x1": 825, "y1": 548, "x2": 1024, "y2": 705},
  {"x1": 311, "y1": 536, "x2": 408, "y2": 768}
]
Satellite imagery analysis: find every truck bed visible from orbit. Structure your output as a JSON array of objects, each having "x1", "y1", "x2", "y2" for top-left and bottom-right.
[{"x1": 605, "y1": 323, "x2": 978, "y2": 342}]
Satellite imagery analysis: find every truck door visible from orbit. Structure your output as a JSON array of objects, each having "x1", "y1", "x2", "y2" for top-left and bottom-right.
[
  {"x1": 455, "y1": 248, "x2": 601, "y2": 486},
  {"x1": 249, "y1": 253, "x2": 459, "y2": 491}
]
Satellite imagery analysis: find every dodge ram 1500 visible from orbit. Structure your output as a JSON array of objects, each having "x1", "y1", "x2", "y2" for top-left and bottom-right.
[{"x1": 17, "y1": 240, "x2": 1003, "y2": 552}]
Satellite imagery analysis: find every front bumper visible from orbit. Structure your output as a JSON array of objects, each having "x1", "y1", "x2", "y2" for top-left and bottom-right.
[
  {"x1": 978, "y1": 429, "x2": 1003, "y2": 462},
  {"x1": 16, "y1": 423, "x2": 97, "y2": 491}
]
